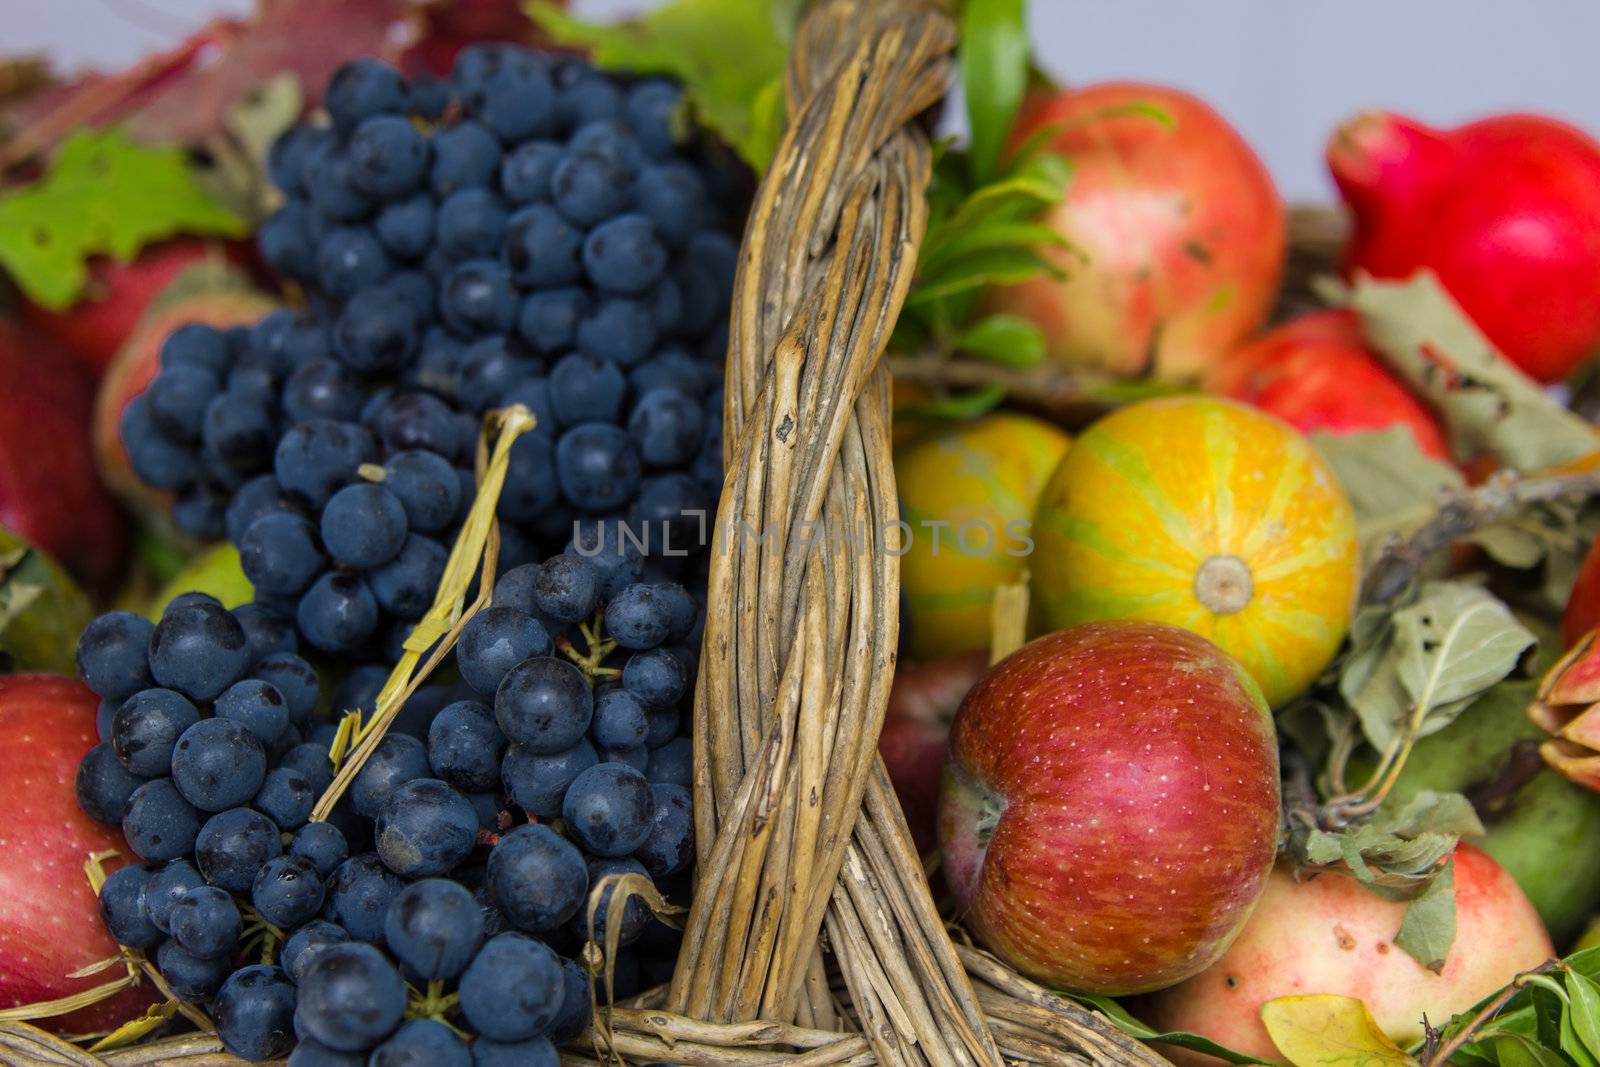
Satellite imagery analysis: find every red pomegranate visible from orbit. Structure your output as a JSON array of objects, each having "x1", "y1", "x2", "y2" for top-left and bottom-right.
[
  {"x1": 987, "y1": 82, "x2": 1286, "y2": 384},
  {"x1": 1207, "y1": 310, "x2": 1450, "y2": 461},
  {"x1": 1330, "y1": 110, "x2": 1600, "y2": 384}
]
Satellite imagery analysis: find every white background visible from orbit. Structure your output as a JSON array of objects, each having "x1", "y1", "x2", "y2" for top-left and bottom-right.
[{"x1": 10, "y1": 0, "x2": 1600, "y2": 200}]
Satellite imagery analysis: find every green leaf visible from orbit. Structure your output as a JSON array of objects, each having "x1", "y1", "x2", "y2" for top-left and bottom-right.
[
  {"x1": 1259, "y1": 995, "x2": 1419, "y2": 1067},
  {"x1": 1341, "y1": 582, "x2": 1534, "y2": 753},
  {"x1": 1567, "y1": 972, "x2": 1600, "y2": 1063},
  {"x1": 529, "y1": 0, "x2": 788, "y2": 173},
  {"x1": 907, "y1": 247, "x2": 1053, "y2": 305},
  {"x1": 0, "y1": 129, "x2": 247, "y2": 310},
  {"x1": 1312, "y1": 428, "x2": 1466, "y2": 556},
  {"x1": 1494, "y1": 1035, "x2": 1571, "y2": 1067},
  {"x1": 953, "y1": 313, "x2": 1045, "y2": 367},
  {"x1": 1562, "y1": 1002, "x2": 1600, "y2": 1067},
  {"x1": 942, "y1": 151, "x2": 1071, "y2": 234},
  {"x1": 1072, "y1": 993, "x2": 1278, "y2": 1065},
  {"x1": 0, "y1": 529, "x2": 92, "y2": 677},
  {"x1": 1335, "y1": 272, "x2": 1598, "y2": 472},
  {"x1": 959, "y1": 0, "x2": 1029, "y2": 183},
  {"x1": 920, "y1": 220, "x2": 1078, "y2": 281},
  {"x1": 1394, "y1": 857, "x2": 1456, "y2": 972}
]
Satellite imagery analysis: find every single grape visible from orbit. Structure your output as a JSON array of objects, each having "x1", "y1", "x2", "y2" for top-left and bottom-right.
[
  {"x1": 634, "y1": 783, "x2": 693, "y2": 878},
  {"x1": 550, "y1": 351, "x2": 626, "y2": 426},
  {"x1": 555, "y1": 422, "x2": 641, "y2": 513},
  {"x1": 98, "y1": 863, "x2": 161, "y2": 948},
  {"x1": 621, "y1": 647, "x2": 688, "y2": 711},
  {"x1": 281, "y1": 919, "x2": 349, "y2": 984},
  {"x1": 234, "y1": 602, "x2": 298, "y2": 664},
  {"x1": 297, "y1": 572, "x2": 380, "y2": 654},
  {"x1": 562, "y1": 762, "x2": 655, "y2": 857},
  {"x1": 545, "y1": 955, "x2": 594, "y2": 1043},
  {"x1": 502, "y1": 740, "x2": 597, "y2": 820},
  {"x1": 625, "y1": 80, "x2": 683, "y2": 158},
  {"x1": 240, "y1": 512, "x2": 327, "y2": 596},
  {"x1": 148, "y1": 599, "x2": 249, "y2": 702},
  {"x1": 280, "y1": 742, "x2": 336, "y2": 795},
  {"x1": 289, "y1": 821, "x2": 350, "y2": 878},
  {"x1": 583, "y1": 214, "x2": 667, "y2": 295},
  {"x1": 169, "y1": 884, "x2": 242, "y2": 958},
  {"x1": 441, "y1": 258, "x2": 516, "y2": 335},
  {"x1": 456, "y1": 607, "x2": 550, "y2": 697},
  {"x1": 437, "y1": 187, "x2": 510, "y2": 259},
  {"x1": 326, "y1": 58, "x2": 408, "y2": 132},
  {"x1": 213, "y1": 964, "x2": 297, "y2": 1061},
  {"x1": 255, "y1": 766, "x2": 316, "y2": 830},
  {"x1": 426, "y1": 699, "x2": 508, "y2": 792},
  {"x1": 253, "y1": 854, "x2": 326, "y2": 928},
  {"x1": 146, "y1": 364, "x2": 219, "y2": 441},
  {"x1": 296, "y1": 940, "x2": 407, "y2": 1051},
  {"x1": 111, "y1": 688, "x2": 200, "y2": 777},
  {"x1": 500, "y1": 141, "x2": 563, "y2": 204},
  {"x1": 121, "y1": 777, "x2": 200, "y2": 862},
  {"x1": 472, "y1": 1035, "x2": 558, "y2": 1067},
  {"x1": 376, "y1": 192, "x2": 437, "y2": 258},
  {"x1": 320, "y1": 483, "x2": 409, "y2": 568},
  {"x1": 284, "y1": 360, "x2": 367, "y2": 424},
  {"x1": 370, "y1": 1018, "x2": 471, "y2": 1067},
  {"x1": 383, "y1": 877, "x2": 485, "y2": 980},
  {"x1": 215, "y1": 678, "x2": 291, "y2": 743},
  {"x1": 429, "y1": 120, "x2": 501, "y2": 197},
  {"x1": 195, "y1": 807, "x2": 283, "y2": 892},
  {"x1": 486, "y1": 823, "x2": 587, "y2": 933},
  {"x1": 495, "y1": 656, "x2": 593, "y2": 754},
  {"x1": 602, "y1": 583, "x2": 673, "y2": 651},
  {"x1": 350, "y1": 733, "x2": 431, "y2": 817},
  {"x1": 335, "y1": 287, "x2": 419, "y2": 377},
  {"x1": 253, "y1": 652, "x2": 321, "y2": 728},
  {"x1": 323, "y1": 853, "x2": 404, "y2": 943},
  {"x1": 375, "y1": 778, "x2": 478, "y2": 878},
  {"x1": 457, "y1": 932, "x2": 565, "y2": 1042},
  {"x1": 157, "y1": 939, "x2": 232, "y2": 1001},
  {"x1": 575, "y1": 855, "x2": 652, "y2": 946},
  {"x1": 646, "y1": 736, "x2": 692, "y2": 788},
  {"x1": 368, "y1": 534, "x2": 448, "y2": 621},
  {"x1": 574, "y1": 296, "x2": 656, "y2": 367},
  {"x1": 628, "y1": 387, "x2": 705, "y2": 468},
  {"x1": 503, "y1": 203, "x2": 582, "y2": 287},
  {"x1": 348, "y1": 113, "x2": 428, "y2": 198},
  {"x1": 274, "y1": 419, "x2": 376, "y2": 509},
  {"x1": 171, "y1": 717, "x2": 267, "y2": 812},
  {"x1": 317, "y1": 225, "x2": 392, "y2": 300},
  {"x1": 550, "y1": 148, "x2": 632, "y2": 227},
  {"x1": 516, "y1": 287, "x2": 588, "y2": 355},
  {"x1": 202, "y1": 392, "x2": 276, "y2": 473},
  {"x1": 591, "y1": 688, "x2": 649, "y2": 750},
  {"x1": 372, "y1": 392, "x2": 463, "y2": 459}
]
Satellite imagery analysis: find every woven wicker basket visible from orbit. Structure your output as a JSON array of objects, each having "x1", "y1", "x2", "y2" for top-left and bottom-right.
[{"x1": 0, "y1": 5, "x2": 1351, "y2": 1064}]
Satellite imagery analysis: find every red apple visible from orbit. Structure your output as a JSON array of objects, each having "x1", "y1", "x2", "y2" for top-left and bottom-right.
[
  {"x1": 1142, "y1": 845, "x2": 1553, "y2": 1061},
  {"x1": 21, "y1": 239, "x2": 248, "y2": 378},
  {"x1": 0, "y1": 674, "x2": 157, "y2": 1033},
  {"x1": 1564, "y1": 534, "x2": 1600, "y2": 649},
  {"x1": 939, "y1": 621, "x2": 1280, "y2": 995},
  {"x1": 1206, "y1": 310, "x2": 1450, "y2": 462},
  {"x1": 94, "y1": 284, "x2": 279, "y2": 520},
  {"x1": 0, "y1": 318, "x2": 127, "y2": 590},
  {"x1": 880, "y1": 653, "x2": 988, "y2": 855}
]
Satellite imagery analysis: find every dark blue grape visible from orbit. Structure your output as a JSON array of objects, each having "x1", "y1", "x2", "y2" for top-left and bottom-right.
[
  {"x1": 494, "y1": 656, "x2": 592, "y2": 754},
  {"x1": 375, "y1": 394, "x2": 463, "y2": 459},
  {"x1": 268, "y1": 124, "x2": 320, "y2": 196},
  {"x1": 555, "y1": 422, "x2": 641, "y2": 513},
  {"x1": 383, "y1": 269, "x2": 435, "y2": 312},
  {"x1": 635, "y1": 162, "x2": 711, "y2": 246},
  {"x1": 531, "y1": 554, "x2": 598, "y2": 623},
  {"x1": 370, "y1": 1018, "x2": 471, "y2": 1067},
  {"x1": 582, "y1": 214, "x2": 666, "y2": 295},
  {"x1": 147, "y1": 598, "x2": 249, "y2": 702},
  {"x1": 558, "y1": 65, "x2": 623, "y2": 124},
  {"x1": 349, "y1": 113, "x2": 428, "y2": 198},
  {"x1": 75, "y1": 614, "x2": 154, "y2": 703},
  {"x1": 442, "y1": 258, "x2": 516, "y2": 335},
  {"x1": 297, "y1": 573, "x2": 380, "y2": 654},
  {"x1": 566, "y1": 521, "x2": 643, "y2": 598},
  {"x1": 111, "y1": 688, "x2": 199, "y2": 777},
  {"x1": 383, "y1": 877, "x2": 485, "y2": 980},
  {"x1": 375, "y1": 778, "x2": 477, "y2": 877},
  {"x1": 546, "y1": 955, "x2": 594, "y2": 1043},
  {"x1": 602, "y1": 583, "x2": 672, "y2": 651},
  {"x1": 516, "y1": 288, "x2": 588, "y2": 355},
  {"x1": 332, "y1": 663, "x2": 388, "y2": 718},
  {"x1": 317, "y1": 226, "x2": 391, "y2": 299},
  {"x1": 160, "y1": 323, "x2": 231, "y2": 374},
  {"x1": 591, "y1": 688, "x2": 648, "y2": 750},
  {"x1": 475, "y1": 52, "x2": 555, "y2": 141},
  {"x1": 458, "y1": 932, "x2": 564, "y2": 1042},
  {"x1": 486, "y1": 824, "x2": 587, "y2": 934},
  {"x1": 216, "y1": 678, "x2": 290, "y2": 742},
  {"x1": 408, "y1": 72, "x2": 452, "y2": 118},
  {"x1": 503, "y1": 203, "x2": 582, "y2": 287},
  {"x1": 323, "y1": 853, "x2": 405, "y2": 943},
  {"x1": 491, "y1": 563, "x2": 542, "y2": 614},
  {"x1": 122, "y1": 396, "x2": 196, "y2": 490},
  {"x1": 326, "y1": 58, "x2": 408, "y2": 132},
  {"x1": 376, "y1": 193, "x2": 436, "y2": 258},
  {"x1": 284, "y1": 360, "x2": 367, "y2": 424},
  {"x1": 575, "y1": 296, "x2": 655, "y2": 366},
  {"x1": 290, "y1": 822, "x2": 350, "y2": 878},
  {"x1": 173, "y1": 488, "x2": 225, "y2": 539},
  {"x1": 634, "y1": 783, "x2": 693, "y2": 877},
  {"x1": 382, "y1": 450, "x2": 460, "y2": 534},
  {"x1": 335, "y1": 287, "x2": 418, "y2": 376},
  {"x1": 234, "y1": 602, "x2": 298, "y2": 664},
  {"x1": 500, "y1": 141, "x2": 562, "y2": 203},
  {"x1": 255, "y1": 766, "x2": 316, "y2": 830},
  {"x1": 157, "y1": 939, "x2": 232, "y2": 1001},
  {"x1": 646, "y1": 704, "x2": 680, "y2": 749},
  {"x1": 549, "y1": 351, "x2": 626, "y2": 426},
  {"x1": 98, "y1": 863, "x2": 161, "y2": 948},
  {"x1": 628, "y1": 387, "x2": 704, "y2": 467},
  {"x1": 430, "y1": 120, "x2": 501, "y2": 196},
  {"x1": 282, "y1": 919, "x2": 349, "y2": 984},
  {"x1": 201, "y1": 392, "x2": 276, "y2": 473},
  {"x1": 274, "y1": 419, "x2": 376, "y2": 509},
  {"x1": 350, "y1": 733, "x2": 431, "y2": 817},
  {"x1": 575, "y1": 855, "x2": 652, "y2": 946},
  {"x1": 297, "y1": 940, "x2": 407, "y2": 1050},
  {"x1": 457, "y1": 608, "x2": 551, "y2": 698},
  {"x1": 625, "y1": 80, "x2": 683, "y2": 158},
  {"x1": 122, "y1": 778, "x2": 199, "y2": 861},
  {"x1": 214, "y1": 964, "x2": 297, "y2": 1061},
  {"x1": 195, "y1": 806, "x2": 282, "y2": 892},
  {"x1": 646, "y1": 736, "x2": 692, "y2": 787},
  {"x1": 253, "y1": 854, "x2": 326, "y2": 928},
  {"x1": 369, "y1": 535, "x2": 448, "y2": 621},
  {"x1": 287, "y1": 1038, "x2": 364, "y2": 1067},
  {"x1": 95, "y1": 697, "x2": 117, "y2": 742},
  {"x1": 437, "y1": 187, "x2": 509, "y2": 259},
  {"x1": 562, "y1": 762, "x2": 654, "y2": 857},
  {"x1": 551, "y1": 149, "x2": 632, "y2": 227},
  {"x1": 254, "y1": 652, "x2": 320, "y2": 727},
  {"x1": 502, "y1": 740, "x2": 596, "y2": 821},
  {"x1": 602, "y1": 745, "x2": 649, "y2": 773},
  {"x1": 455, "y1": 335, "x2": 538, "y2": 413},
  {"x1": 169, "y1": 884, "x2": 241, "y2": 958},
  {"x1": 473, "y1": 1035, "x2": 558, "y2": 1067},
  {"x1": 320, "y1": 483, "x2": 408, "y2": 568},
  {"x1": 495, "y1": 433, "x2": 558, "y2": 524},
  {"x1": 171, "y1": 716, "x2": 267, "y2": 812},
  {"x1": 146, "y1": 365, "x2": 219, "y2": 441},
  {"x1": 238, "y1": 516, "x2": 323, "y2": 598},
  {"x1": 141, "y1": 857, "x2": 204, "y2": 933},
  {"x1": 259, "y1": 199, "x2": 317, "y2": 278}
]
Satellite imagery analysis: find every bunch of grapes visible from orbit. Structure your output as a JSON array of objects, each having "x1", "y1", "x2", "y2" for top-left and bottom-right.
[{"x1": 74, "y1": 44, "x2": 738, "y2": 1063}]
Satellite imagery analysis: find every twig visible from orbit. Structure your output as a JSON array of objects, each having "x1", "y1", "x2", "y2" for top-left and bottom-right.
[
  {"x1": 1423, "y1": 960, "x2": 1562, "y2": 1067},
  {"x1": 1362, "y1": 467, "x2": 1600, "y2": 605},
  {"x1": 887, "y1": 353, "x2": 1115, "y2": 424}
]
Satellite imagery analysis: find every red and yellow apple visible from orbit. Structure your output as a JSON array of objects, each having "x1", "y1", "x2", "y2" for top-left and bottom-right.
[
  {"x1": 938, "y1": 620, "x2": 1280, "y2": 995},
  {"x1": 1143, "y1": 845, "x2": 1554, "y2": 1061},
  {"x1": 880, "y1": 652, "x2": 988, "y2": 855}
]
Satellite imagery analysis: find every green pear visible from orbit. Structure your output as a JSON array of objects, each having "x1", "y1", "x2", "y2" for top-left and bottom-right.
[
  {"x1": 145, "y1": 543, "x2": 253, "y2": 619},
  {"x1": 0, "y1": 526, "x2": 92, "y2": 676},
  {"x1": 1385, "y1": 680, "x2": 1600, "y2": 946}
]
